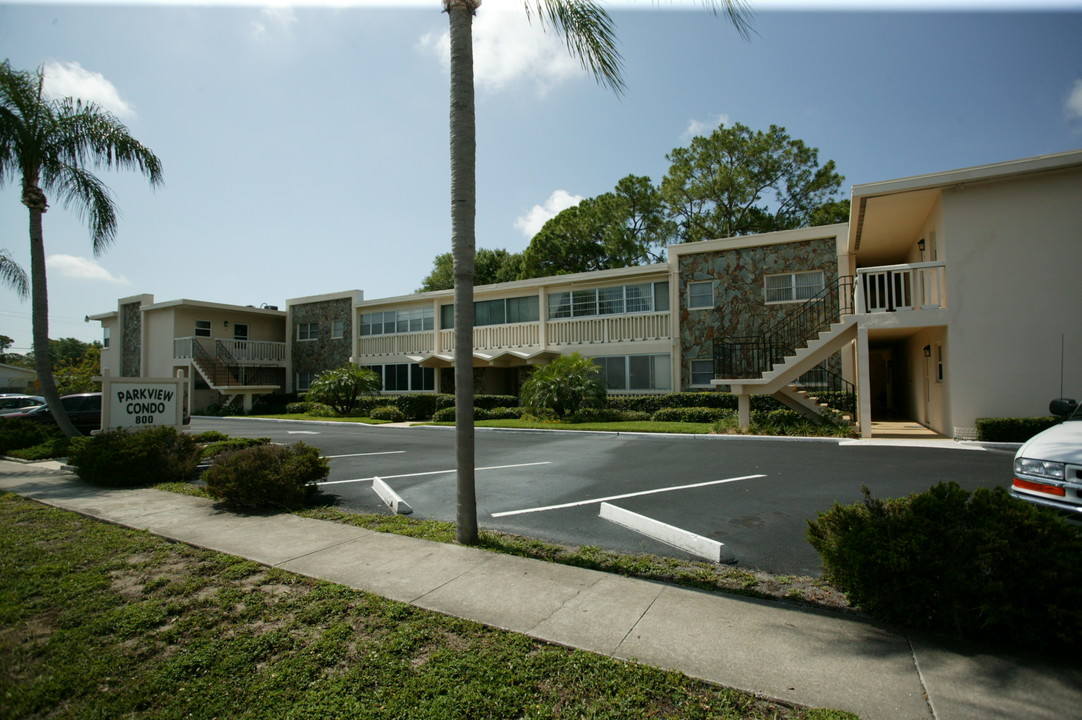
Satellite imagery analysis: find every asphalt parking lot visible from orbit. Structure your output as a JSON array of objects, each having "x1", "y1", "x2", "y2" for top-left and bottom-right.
[{"x1": 192, "y1": 417, "x2": 1015, "y2": 577}]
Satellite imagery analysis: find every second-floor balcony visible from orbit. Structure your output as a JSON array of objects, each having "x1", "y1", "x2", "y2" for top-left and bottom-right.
[
  {"x1": 358, "y1": 312, "x2": 671, "y2": 358},
  {"x1": 174, "y1": 337, "x2": 287, "y2": 364},
  {"x1": 856, "y1": 261, "x2": 947, "y2": 314}
]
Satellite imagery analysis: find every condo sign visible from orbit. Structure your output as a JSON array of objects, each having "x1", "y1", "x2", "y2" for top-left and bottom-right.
[{"x1": 97, "y1": 372, "x2": 189, "y2": 431}]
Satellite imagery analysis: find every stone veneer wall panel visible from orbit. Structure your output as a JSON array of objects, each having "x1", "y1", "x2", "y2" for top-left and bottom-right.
[
  {"x1": 120, "y1": 301, "x2": 142, "y2": 377},
  {"x1": 291, "y1": 298, "x2": 353, "y2": 377},
  {"x1": 679, "y1": 237, "x2": 840, "y2": 388}
]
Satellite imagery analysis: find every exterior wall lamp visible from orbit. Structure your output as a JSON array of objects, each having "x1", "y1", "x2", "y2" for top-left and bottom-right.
[
  {"x1": 923, "y1": 344, "x2": 932, "y2": 358},
  {"x1": 917, "y1": 238, "x2": 926, "y2": 252}
]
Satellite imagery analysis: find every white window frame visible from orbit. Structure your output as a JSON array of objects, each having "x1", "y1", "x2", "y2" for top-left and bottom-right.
[
  {"x1": 233, "y1": 323, "x2": 249, "y2": 341},
  {"x1": 690, "y1": 359, "x2": 715, "y2": 387},
  {"x1": 688, "y1": 281, "x2": 714, "y2": 310},
  {"x1": 764, "y1": 270, "x2": 825, "y2": 304},
  {"x1": 103, "y1": 327, "x2": 111, "y2": 348},
  {"x1": 296, "y1": 371, "x2": 315, "y2": 391},
  {"x1": 297, "y1": 322, "x2": 318, "y2": 341},
  {"x1": 331, "y1": 319, "x2": 345, "y2": 339},
  {"x1": 195, "y1": 320, "x2": 212, "y2": 338},
  {"x1": 592, "y1": 354, "x2": 672, "y2": 393}
]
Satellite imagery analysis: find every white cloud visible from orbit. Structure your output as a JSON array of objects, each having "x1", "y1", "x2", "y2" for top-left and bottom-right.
[
  {"x1": 683, "y1": 113, "x2": 731, "y2": 141},
  {"x1": 47, "y1": 255, "x2": 130, "y2": 286},
  {"x1": 249, "y1": 5, "x2": 298, "y2": 43},
  {"x1": 420, "y1": 3, "x2": 584, "y2": 95},
  {"x1": 42, "y1": 61, "x2": 135, "y2": 119},
  {"x1": 514, "y1": 189, "x2": 583, "y2": 239},
  {"x1": 1066, "y1": 79, "x2": 1082, "y2": 125}
]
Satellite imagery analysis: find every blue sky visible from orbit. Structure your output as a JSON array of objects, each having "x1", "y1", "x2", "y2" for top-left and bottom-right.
[{"x1": 2, "y1": 0, "x2": 1082, "y2": 354}]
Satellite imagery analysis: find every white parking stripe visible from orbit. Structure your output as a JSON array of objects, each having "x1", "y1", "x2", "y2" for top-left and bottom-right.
[
  {"x1": 317, "y1": 461, "x2": 552, "y2": 486},
  {"x1": 490, "y1": 474, "x2": 766, "y2": 518},
  {"x1": 323, "y1": 451, "x2": 406, "y2": 459}
]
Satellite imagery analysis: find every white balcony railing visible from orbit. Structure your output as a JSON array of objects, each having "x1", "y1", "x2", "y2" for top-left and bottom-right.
[
  {"x1": 416, "y1": 313, "x2": 671, "y2": 355},
  {"x1": 856, "y1": 262, "x2": 947, "y2": 314},
  {"x1": 173, "y1": 336, "x2": 286, "y2": 363}
]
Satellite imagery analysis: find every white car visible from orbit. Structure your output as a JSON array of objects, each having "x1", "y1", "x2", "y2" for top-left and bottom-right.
[
  {"x1": 0, "y1": 394, "x2": 46, "y2": 415},
  {"x1": 1011, "y1": 398, "x2": 1082, "y2": 516}
]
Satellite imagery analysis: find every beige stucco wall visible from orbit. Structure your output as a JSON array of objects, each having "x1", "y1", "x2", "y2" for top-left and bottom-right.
[{"x1": 942, "y1": 166, "x2": 1082, "y2": 430}]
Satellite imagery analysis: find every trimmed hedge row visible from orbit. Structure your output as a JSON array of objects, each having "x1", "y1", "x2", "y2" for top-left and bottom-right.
[
  {"x1": 808, "y1": 482, "x2": 1082, "y2": 650},
  {"x1": 976, "y1": 416, "x2": 1060, "y2": 443}
]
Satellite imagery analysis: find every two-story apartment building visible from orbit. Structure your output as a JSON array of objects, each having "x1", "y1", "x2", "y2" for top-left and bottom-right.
[
  {"x1": 91, "y1": 150, "x2": 1082, "y2": 439},
  {"x1": 90, "y1": 295, "x2": 288, "y2": 412}
]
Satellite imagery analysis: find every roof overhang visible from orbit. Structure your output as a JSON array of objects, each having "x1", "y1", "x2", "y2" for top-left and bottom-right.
[
  {"x1": 411, "y1": 348, "x2": 561, "y2": 369},
  {"x1": 850, "y1": 149, "x2": 1082, "y2": 263}
]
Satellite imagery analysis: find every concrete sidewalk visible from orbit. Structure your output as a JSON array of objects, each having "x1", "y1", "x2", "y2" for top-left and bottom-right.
[{"x1": 2, "y1": 459, "x2": 1078, "y2": 720}]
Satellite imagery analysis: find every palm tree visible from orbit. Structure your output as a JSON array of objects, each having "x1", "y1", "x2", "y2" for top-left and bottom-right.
[
  {"x1": 442, "y1": 1, "x2": 751, "y2": 544},
  {"x1": 0, "y1": 249, "x2": 28, "y2": 299},
  {"x1": 0, "y1": 60, "x2": 162, "y2": 437}
]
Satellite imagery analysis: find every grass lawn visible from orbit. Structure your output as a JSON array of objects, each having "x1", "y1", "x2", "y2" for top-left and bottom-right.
[{"x1": 0, "y1": 493, "x2": 856, "y2": 719}]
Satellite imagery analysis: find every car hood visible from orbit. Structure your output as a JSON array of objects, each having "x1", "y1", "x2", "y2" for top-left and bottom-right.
[{"x1": 1016, "y1": 421, "x2": 1082, "y2": 464}]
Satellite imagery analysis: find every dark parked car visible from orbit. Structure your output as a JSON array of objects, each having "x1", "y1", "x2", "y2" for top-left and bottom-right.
[{"x1": 3, "y1": 392, "x2": 102, "y2": 435}]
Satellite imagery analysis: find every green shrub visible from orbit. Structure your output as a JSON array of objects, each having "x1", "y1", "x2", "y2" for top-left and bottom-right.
[
  {"x1": 521, "y1": 353, "x2": 606, "y2": 419},
  {"x1": 606, "y1": 395, "x2": 666, "y2": 414},
  {"x1": 565, "y1": 407, "x2": 622, "y2": 423},
  {"x1": 432, "y1": 406, "x2": 492, "y2": 422},
  {"x1": 808, "y1": 482, "x2": 1082, "y2": 650},
  {"x1": 203, "y1": 400, "x2": 244, "y2": 417},
  {"x1": 285, "y1": 401, "x2": 312, "y2": 414},
  {"x1": 0, "y1": 418, "x2": 60, "y2": 455},
  {"x1": 474, "y1": 395, "x2": 519, "y2": 411},
  {"x1": 250, "y1": 392, "x2": 299, "y2": 414},
  {"x1": 203, "y1": 442, "x2": 329, "y2": 511},
  {"x1": 487, "y1": 406, "x2": 522, "y2": 420},
  {"x1": 976, "y1": 416, "x2": 1060, "y2": 442},
  {"x1": 306, "y1": 365, "x2": 381, "y2": 415},
  {"x1": 305, "y1": 403, "x2": 338, "y2": 417},
  {"x1": 194, "y1": 430, "x2": 230, "y2": 443},
  {"x1": 201, "y1": 437, "x2": 271, "y2": 459},
  {"x1": 652, "y1": 406, "x2": 731, "y2": 423},
  {"x1": 391, "y1": 394, "x2": 441, "y2": 420},
  {"x1": 370, "y1": 405, "x2": 407, "y2": 422},
  {"x1": 69, "y1": 427, "x2": 201, "y2": 487},
  {"x1": 7, "y1": 436, "x2": 70, "y2": 461}
]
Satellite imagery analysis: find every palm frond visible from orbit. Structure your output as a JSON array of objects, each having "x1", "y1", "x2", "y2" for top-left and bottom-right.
[
  {"x1": 54, "y1": 98, "x2": 164, "y2": 187},
  {"x1": 0, "y1": 248, "x2": 29, "y2": 299},
  {"x1": 524, "y1": 0, "x2": 626, "y2": 96},
  {"x1": 47, "y1": 163, "x2": 119, "y2": 254},
  {"x1": 701, "y1": 0, "x2": 755, "y2": 41}
]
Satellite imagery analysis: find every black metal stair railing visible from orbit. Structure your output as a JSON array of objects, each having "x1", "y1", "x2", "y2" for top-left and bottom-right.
[
  {"x1": 792, "y1": 363, "x2": 857, "y2": 417},
  {"x1": 713, "y1": 275, "x2": 855, "y2": 379}
]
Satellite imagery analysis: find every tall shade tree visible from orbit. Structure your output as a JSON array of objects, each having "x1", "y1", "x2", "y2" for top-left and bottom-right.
[
  {"x1": 442, "y1": 1, "x2": 751, "y2": 545},
  {"x1": 0, "y1": 60, "x2": 162, "y2": 437},
  {"x1": 661, "y1": 122, "x2": 842, "y2": 242}
]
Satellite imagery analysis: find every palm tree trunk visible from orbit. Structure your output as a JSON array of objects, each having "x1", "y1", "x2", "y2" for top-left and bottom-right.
[
  {"x1": 24, "y1": 186, "x2": 80, "y2": 438},
  {"x1": 447, "y1": 0, "x2": 478, "y2": 545}
]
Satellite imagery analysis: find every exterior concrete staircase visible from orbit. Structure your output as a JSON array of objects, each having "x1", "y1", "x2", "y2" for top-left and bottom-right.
[{"x1": 714, "y1": 277, "x2": 859, "y2": 429}]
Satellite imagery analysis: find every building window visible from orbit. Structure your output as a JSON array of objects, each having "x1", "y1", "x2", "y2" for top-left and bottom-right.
[
  {"x1": 233, "y1": 323, "x2": 248, "y2": 341},
  {"x1": 364, "y1": 363, "x2": 434, "y2": 392},
  {"x1": 690, "y1": 359, "x2": 714, "y2": 386},
  {"x1": 688, "y1": 281, "x2": 714, "y2": 309},
  {"x1": 765, "y1": 271, "x2": 825, "y2": 303},
  {"x1": 592, "y1": 354, "x2": 672, "y2": 392},
  {"x1": 936, "y1": 344, "x2": 944, "y2": 383},
  {"x1": 332, "y1": 320, "x2": 345, "y2": 339},
  {"x1": 296, "y1": 371, "x2": 315, "y2": 391},
  {"x1": 102, "y1": 327, "x2": 111, "y2": 348},
  {"x1": 360, "y1": 307, "x2": 434, "y2": 336},
  {"x1": 548, "y1": 281, "x2": 669, "y2": 320},
  {"x1": 441, "y1": 295, "x2": 540, "y2": 330},
  {"x1": 195, "y1": 320, "x2": 212, "y2": 337},
  {"x1": 297, "y1": 322, "x2": 318, "y2": 341}
]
